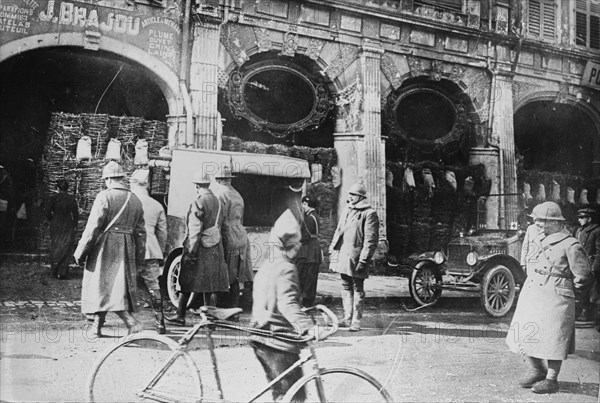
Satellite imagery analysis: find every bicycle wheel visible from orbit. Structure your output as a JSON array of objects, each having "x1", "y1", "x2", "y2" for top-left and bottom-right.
[
  {"x1": 281, "y1": 367, "x2": 393, "y2": 402},
  {"x1": 87, "y1": 333, "x2": 202, "y2": 402}
]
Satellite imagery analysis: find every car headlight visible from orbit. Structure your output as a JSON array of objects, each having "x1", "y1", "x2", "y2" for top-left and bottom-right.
[
  {"x1": 434, "y1": 251, "x2": 445, "y2": 264},
  {"x1": 466, "y1": 252, "x2": 478, "y2": 266}
]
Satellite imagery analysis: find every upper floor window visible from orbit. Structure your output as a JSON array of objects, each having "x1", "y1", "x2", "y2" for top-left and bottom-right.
[
  {"x1": 414, "y1": 0, "x2": 463, "y2": 13},
  {"x1": 527, "y1": 0, "x2": 557, "y2": 42},
  {"x1": 575, "y1": 0, "x2": 600, "y2": 50}
]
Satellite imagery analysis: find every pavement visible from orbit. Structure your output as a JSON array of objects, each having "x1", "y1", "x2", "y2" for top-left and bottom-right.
[{"x1": 0, "y1": 272, "x2": 452, "y2": 309}]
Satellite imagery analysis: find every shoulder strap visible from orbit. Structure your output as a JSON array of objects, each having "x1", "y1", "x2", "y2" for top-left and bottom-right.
[{"x1": 103, "y1": 192, "x2": 131, "y2": 234}]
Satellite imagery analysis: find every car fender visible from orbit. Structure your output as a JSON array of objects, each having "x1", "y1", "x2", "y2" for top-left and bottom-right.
[
  {"x1": 414, "y1": 260, "x2": 443, "y2": 271},
  {"x1": 478, "y1": 255, "x2": 525, "y2": 286}
]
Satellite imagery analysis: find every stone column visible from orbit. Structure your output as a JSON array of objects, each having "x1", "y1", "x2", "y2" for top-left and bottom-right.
[
  {"x1": 333, "y1": 42, "x2": 387, "y2": 255},
  {"x1": 361, "y1": 43, "x2": 387, "y2": 253},
  {"x1": 492, "y1": 74, "x2": 518, "y2": 229},
  {"x1": 189, "y1": 19, "x2": 221, "y2": 150}
]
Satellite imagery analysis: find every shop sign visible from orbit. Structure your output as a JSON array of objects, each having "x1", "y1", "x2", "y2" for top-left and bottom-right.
[
  {"x1": 0, "y1": 0, "x2": 181, "y2": 71},
  {"x1": 581, "y1": 61, "x2": 600, "y2": 90}
]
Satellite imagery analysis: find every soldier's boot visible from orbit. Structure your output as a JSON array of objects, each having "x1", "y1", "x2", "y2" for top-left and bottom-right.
[
  {"x1": 349, "y1": 291, "x2": 365, "y2": 332},
  {"x1": 339, "y1": 290, "x2": 354, "y2": 328},
  {"x1": 116, "y1": 311, "x2": 142, "y2": 335},
  {"x1": 165, "y1": 293, "x2": 187, "y2": 326},
  {"x1": 86, "y1": 312, "x2": 106, "y2": 339},
  {"x1": 229, "y1": 282, "x2": 240, "y2": 308},
  {"x1": 151, "y1": 290, "x2": 166, "y2": 334}
]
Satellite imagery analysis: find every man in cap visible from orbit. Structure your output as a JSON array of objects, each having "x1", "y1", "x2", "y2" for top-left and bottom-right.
[
  {"x1": 329, "y1": 180, "x2": 379, "y2": 332},
  {"x1": 506, "y1": 201, "x2": 593, "y2": 394},
  {"x1": 210, "y1": 166, "x2": 253, "y2": 311},
  {"x1": 165, "y1": 171, "x2": 229, "y2": 326},
  {"x1": 74, "y1": 161, "x2": 146, "y2": 337},
  {"x1": 574, "y1": 207, "x2": 600, "y2": 325},
  {"x1": 295, "y1": 195, "x2": 322, "y2": 307},
  {"x1": 250, "y1": 209, "x2": 324, "y2": 402},
  {"x1": 130, "y1": 168, "x2": 168, "y2": 334}
]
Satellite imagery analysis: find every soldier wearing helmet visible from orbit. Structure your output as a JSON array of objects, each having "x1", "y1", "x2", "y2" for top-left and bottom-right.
[
  {"x1": 506, "y1": 201, "x2": 594, "y2": 394},
  {"x1": 165, "y1": 171, "x2": 229, "y2": 326},
  {"x1": 74, "y1": 161, "x2": 146, "y2": 338},
  {"x1": 329, "y1": 180, "x2": 379, "y2": 332}
]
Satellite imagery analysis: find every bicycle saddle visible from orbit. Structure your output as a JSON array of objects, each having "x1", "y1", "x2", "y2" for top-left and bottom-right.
[{"x1": 201, "y1": 306, "x2": 243, "y2": 320}]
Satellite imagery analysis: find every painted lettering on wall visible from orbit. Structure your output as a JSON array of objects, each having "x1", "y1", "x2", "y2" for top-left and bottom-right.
[
  {"x1": 0, "y1": 3, "x2": 35, "y2": 34},
  {"x1": 39, "y1": 0, "x2": 140, "y2": 35},
  {"x1": 147, "y1": 28, "x2": 176, "y2": 68}
]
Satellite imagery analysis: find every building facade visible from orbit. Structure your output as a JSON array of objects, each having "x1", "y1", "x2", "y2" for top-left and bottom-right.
[{"x1": 1, "y1": 0, "x2": 599, "y2": 256}]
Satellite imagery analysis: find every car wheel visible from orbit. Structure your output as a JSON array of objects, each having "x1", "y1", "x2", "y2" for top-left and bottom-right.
[
  {"x1": 163, "y1": 251, "x2": 196, "y2": 308},
  {"x1": 409, "y1": 266, "x2": 442, "y2": 306},
  {"x1": 480, "y1": 264, "x2": 516, "y2": 317}
]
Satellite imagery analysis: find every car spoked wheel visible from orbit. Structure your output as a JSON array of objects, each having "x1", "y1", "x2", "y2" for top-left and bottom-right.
[
  {"x1": 164, "y1": 253, "x2": 196, "y2": 308},
  {"x1": 480, "y1": 264, "x2": 516, "y2": 317},
  {"x1": 409, "y1": 266, "x2": 442, "y2": 306}
]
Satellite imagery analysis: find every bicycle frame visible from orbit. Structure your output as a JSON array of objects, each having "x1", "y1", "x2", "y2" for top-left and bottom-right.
[{"x1": 135, "y1": 313, "x2": 326, "y2": 403}]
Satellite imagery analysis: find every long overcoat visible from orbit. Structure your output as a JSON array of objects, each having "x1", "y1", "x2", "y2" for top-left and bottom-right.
[
  {"x1": 506, "y1": 228, "x2": 593, "y2": 360},
  {"x1": 575, "y1": 223, "x2": 600, "y2": 274},
  {"x1": 211, "y1": 182, "x2": 253, "y2": 283},
  {"x1": 132, "y1": 187, "x2": 167, "y2": 260},
  {"x1": 296, "y1": 208, "x2": 322, "y2": 302},
  {"x1": 179, "y1": 187, "x2": 229, "y2": 293},
  {"x1": 74, "y1": 184, "x2": 146, "y2": 314},
  {"x1": 46, "y1": 191, "x2": 79, "y2": 276},
  {"x1": 329, "y1": 199, "x2": 379, "y2": 279}
]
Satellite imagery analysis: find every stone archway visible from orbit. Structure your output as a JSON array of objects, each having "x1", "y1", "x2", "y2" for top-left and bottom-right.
[{"x1": 0, "y1": 34, "x2": 182, "y2": 115}]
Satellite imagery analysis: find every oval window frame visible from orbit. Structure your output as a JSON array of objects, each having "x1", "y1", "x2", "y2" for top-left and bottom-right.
[
  {"x1": 228, "y1": 62, "x2": 331, "y2": 138},
  {"x1": 385, "y1": 85, "x2": 467, "y2": 147}
]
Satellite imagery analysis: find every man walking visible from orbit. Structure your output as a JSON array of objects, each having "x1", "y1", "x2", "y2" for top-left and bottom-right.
[
  {"x1": 210, "y1": 166, "x2": 253, "y2": 309},
  {"x1": 329, "y1": 181, "x2": 379, "y2": 332},
  {"x1": 74, "y1": 161, "x2": 146, "y2": 338},
  {"x1": 165, "y1": 171, "x2": 229, "y2": 326},
  {"x1": 130, "y1": 169, "x2": 168, "y2": 334}
]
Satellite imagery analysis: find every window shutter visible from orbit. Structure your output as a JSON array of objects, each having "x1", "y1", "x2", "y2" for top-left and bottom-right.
[
  {"x1": 575, "y1": 0, "x2": 600, "y2": 49},
  {"x1": 541, "y1": 1, "x2": 556, "y2": 40},
  {"x1": 529, "y1": 0, "x2": 542, "y2": 37},
  {"x1": 528, "y1": 0, "x2": 556, "y2": 41}
]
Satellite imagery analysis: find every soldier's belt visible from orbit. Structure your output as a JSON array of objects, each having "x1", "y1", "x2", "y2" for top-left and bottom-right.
[
  {"x1": 109, "y1": 226, "x2": 133, "y2": 234},
  {"x1": 534, "y1": 268, "x2": 572, "y2": 279}
]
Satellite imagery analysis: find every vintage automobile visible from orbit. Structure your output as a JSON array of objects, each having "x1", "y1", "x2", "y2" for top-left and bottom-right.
[{"x1": 397, "y1": 229, "x2": 527, "y2": 317}]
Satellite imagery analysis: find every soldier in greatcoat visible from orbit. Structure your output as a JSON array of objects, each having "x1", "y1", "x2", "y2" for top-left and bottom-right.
[
  {"x1": 130, "y1": 169, "x2": 168, "y2": 334},
  {"x1": 506, "y1": 202, "x2": 593, "y2": 394},
  {"x1": 329, "y1": 181, "x2": 379, "y2": 332},
  {"x1": 574, "y1": 207, "x2": 600, "y2": 324},
  {"x1": 74, "y1": 161, "x2": 146, "y2": 338},
  {"x1": 296, "y1": 196, "x2": 322, "y2": 307},
  {"x1": 165, "y1": 171, "x2": 229, "y2": 326},
  {"x1": 210, "y1": 166, "x2": 253, "y2": 309}
]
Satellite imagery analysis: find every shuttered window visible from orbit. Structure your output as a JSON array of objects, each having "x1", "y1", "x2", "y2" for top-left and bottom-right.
[
  {"x1": 575, "y1": 0, "x2": 600, "y2": 50},
  {"x1": 527, "y1": 0, "x2": 557, "y2": 42}
]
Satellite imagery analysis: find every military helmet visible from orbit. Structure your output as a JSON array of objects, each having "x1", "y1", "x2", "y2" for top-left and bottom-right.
[
  {"x1": 348, "y1": 181, "x2": 367, "y2": 198},
  {"x1": 102, "y1": 161, "x2": 125, "y2": 179},
  {"x1": 529, "y1": 201, "x2": 566, "y2": 221},
  {"x1": 192, "y1": 171, "x2": 211, "y2": 185}
]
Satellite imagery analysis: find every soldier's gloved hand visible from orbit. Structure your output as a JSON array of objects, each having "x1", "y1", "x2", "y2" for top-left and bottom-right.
[{"x1": 355, "y1": 261, "x2": 367, "y2": 274}]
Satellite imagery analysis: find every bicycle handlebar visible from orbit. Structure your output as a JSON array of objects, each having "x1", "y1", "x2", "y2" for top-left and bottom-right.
[{"x1": 199, "y1": 305, "x2": 339, "y2": 343}]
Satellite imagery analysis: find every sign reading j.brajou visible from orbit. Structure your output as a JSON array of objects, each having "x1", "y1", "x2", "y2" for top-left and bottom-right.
[
  {"x1": 0, "y1": 0, "x2": 181, "y2": 71},
  {"x1": 581, "y1": 61, "x2": 600, "y2": 90}
]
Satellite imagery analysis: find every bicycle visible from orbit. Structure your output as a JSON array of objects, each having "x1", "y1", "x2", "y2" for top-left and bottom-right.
[{"x1": 87, "y1": 305, "x2": 393, "y2": 402}]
